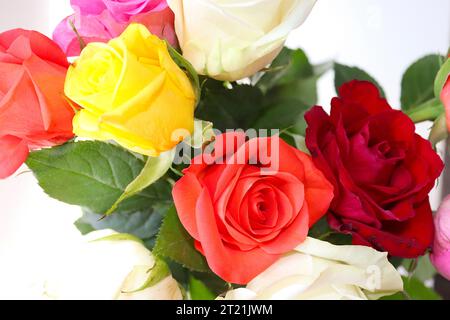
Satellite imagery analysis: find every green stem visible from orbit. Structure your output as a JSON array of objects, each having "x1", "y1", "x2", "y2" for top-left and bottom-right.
[
  {"x1": 68, "y1": 20, "x2": 86, "y2": 51},
  {"x1": 169, "y1": 166, "x2": 184, "y2": 178},
  {"x1": 405, "y1": 98, "x2": 444, "y2": 123}
]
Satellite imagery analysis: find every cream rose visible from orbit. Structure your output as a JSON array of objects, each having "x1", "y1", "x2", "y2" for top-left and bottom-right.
[
  {"x1": 167, "y1": 0, "x2": 316, "y2": 81},
  {"x1": 220, "y1": 237, "x2": 403, "y2": 300},
  {"x1": 43, "y1": 230, "x2": 182, "y2": 300}
]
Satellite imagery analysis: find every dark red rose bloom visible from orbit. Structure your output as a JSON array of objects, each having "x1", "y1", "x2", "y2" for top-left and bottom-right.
[{"x1": 305, "y1": 80, "x2": 444, "y2": 258}]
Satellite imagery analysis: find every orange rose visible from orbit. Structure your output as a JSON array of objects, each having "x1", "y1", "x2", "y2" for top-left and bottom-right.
[
  {"x1": 0, "y1": 29, "x2": 75, "y2": 179},
  {"x1": 173, "y1": 132, "x2": 334, "y2": 284}
]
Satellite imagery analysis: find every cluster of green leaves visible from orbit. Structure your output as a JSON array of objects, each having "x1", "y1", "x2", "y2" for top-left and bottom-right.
[
  {"x1": 26, "y1": 141, "x2": 173, "y2": 215},
  {"x1": 25, "y1": 139, "x2": 228, "y2": 297},
  {"x1": 400, "y1": 54, "x2": 450, "y2": 147},
  {"x1": 196, "y1": 48, "x2": 331, "y2": 136},
  {"x1": 26, "y1": 141, "x2": 174, "y2": 247}
]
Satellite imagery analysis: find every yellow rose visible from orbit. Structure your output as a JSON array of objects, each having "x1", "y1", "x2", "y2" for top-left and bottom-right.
[{"x1": 65, "y1": 24, "x2": 196, "y2": 156}]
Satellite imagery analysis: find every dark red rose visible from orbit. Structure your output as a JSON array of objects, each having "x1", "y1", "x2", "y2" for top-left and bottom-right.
[{"x1": 305, "y1": 80, "x2": 444, "y2": 258}]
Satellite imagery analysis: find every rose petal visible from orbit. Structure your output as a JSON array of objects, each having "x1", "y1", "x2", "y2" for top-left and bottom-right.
[
  {"x1": 0, "y1": 135, "x2": 29, "y2": 179},
  {"x1": 195, "y1": 187, "x2": 279, "y2": 284},
  {"x1": 260, "y1": 204, "x2": 309, "y2": 255},
  {"x1": 343, "y1": 199, "x2": 434, "y2": 258},
  {"x1": 172, "y1": 171, "x2": 203, "y2": 239},
  {"x1": 295, "y1": 150, "x2": 334, "y2": 226}
]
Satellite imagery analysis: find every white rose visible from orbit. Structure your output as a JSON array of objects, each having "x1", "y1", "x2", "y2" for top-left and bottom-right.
[
  {"x1": 168, "y1": 0, "x2": 316, "y2": 81},
  {"x1": 220, "y1": 237, "x2": 403, "y2": 300},
  {"x1": 42, "y1": 230, "x2": 183, "y2": 300}
]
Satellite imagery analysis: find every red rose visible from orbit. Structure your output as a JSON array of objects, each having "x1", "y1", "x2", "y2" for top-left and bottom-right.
[
  {"x1": 173, "y1": 132, "x2": 334, "y2": 284},
  {"x1": 305, "y1": 80, "x2": 444, "y2": 258},
  {"x1": 0, "y1": 29, "x2": 75, "y2": 179}
]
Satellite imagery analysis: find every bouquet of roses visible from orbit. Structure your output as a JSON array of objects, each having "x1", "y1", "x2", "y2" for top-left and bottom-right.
[{"x1": 1, "y1": 0, "x2": 449, "y2": 300}]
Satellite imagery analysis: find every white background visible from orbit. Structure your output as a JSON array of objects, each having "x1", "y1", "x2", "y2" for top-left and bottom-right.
[{"x1": 0, "y1": 0, "x2": 449, "y2": 298}]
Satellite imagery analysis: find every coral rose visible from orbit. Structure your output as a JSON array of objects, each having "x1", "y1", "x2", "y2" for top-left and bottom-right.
[
  {"x1": 0, "y1": 29, "x2": 74, "y2": 179},
  {"x1": 173, "y1": 132, "x2": 334, "y2": 284}
]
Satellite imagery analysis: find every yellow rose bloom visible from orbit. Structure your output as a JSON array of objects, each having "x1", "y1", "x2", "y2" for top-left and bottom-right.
[{"x1": 65, "y1": 24, "x2": 196, "y2": 156}]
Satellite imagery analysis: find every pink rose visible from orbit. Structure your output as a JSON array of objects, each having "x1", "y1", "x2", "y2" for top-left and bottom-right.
[
  {"x1": 441, "y1": 77, "x2": 450, "y2": 132},
  {"x1": 53, "y1": 0, "x2": 175, "y2": 56},
  {"x1": 53, "y1": 8, "x2": 123, "y2": 57},
  {"x1": 72, "y1": 0, "x2": 168, "y2": 22},
  {"x1": 430, "y1": 195, "x2": 450, "y2": 280}
]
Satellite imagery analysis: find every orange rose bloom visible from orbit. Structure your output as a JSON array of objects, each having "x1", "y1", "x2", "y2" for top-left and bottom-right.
[
  {"x1": 173, "y1": 132, "x2": 334, "y2": 284},
  {"x1": 0, "y1": 29, "x2": 75, "y2": 179}
]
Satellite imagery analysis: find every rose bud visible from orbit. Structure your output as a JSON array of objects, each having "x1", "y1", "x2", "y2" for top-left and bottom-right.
[{"x1": 430, "y1": 196, "x2": 450, "y2": 281}]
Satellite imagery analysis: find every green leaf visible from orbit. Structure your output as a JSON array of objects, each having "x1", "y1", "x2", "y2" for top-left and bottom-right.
[
  {"x1": 191, "y1": 271, "x2": 230, "y2": 296},
  {"x1": 75, "y1": 205, "x2": 168, "y2": 249},
  {"x1": 280, "y1": 132, "x2": 309, "y2": 154},
  {"x1": 334, "y1": 63, "x2": 385, "y2": 97},
  {"x1": 429, "y1": 113, "x2": 448, "y2": 147},
  {"x1": 405, "y1": 97, "x2": 444, "y2": 123},
  {"x1": 189, "y1": 275, "x2": 216, "y2": 300},
  {"x1": 167, "y1": 43, "x2": 201, "y2": 104},
  {"x1": 185, "y1": 119, "x2": 215, "y2": 149},
  {"x1": 435, "y1": 57, "x2": 450, "y2": 97},
  {"x1": 307, "y1": 216, "x2": 352, "y2": 245},
  {"x1": 106, "y1": 148, "x2": 175, "y2": 215},
  {"x1": 257, "y1": 48, "x2": 315, "y2": 93},
  {"x1": 382, "y1": 276, "x2": 442, "y2": 300},
  {"x1": 73, "y1": 220, "x2": 95, "y2": 235},
  {"x1": 254, "y1": 99, "x2": 310, "y2": 132},
  {"x1": 153, "y1": 207, "x2": 209, "y2": 273},
  {"x1": 404, "y1": 277, "x2": 442, "y2": 300},
  {"x1": 195, "y1": 80, "x2": 265, "y2": 131},
  {"x1": 90, "y1": 232, "x2": 144, "y2": 245},
  {"x1": 401, "y1": 54, "x2": 444, "y2": 110},
  {"x1": 402, "y1": 255, "x2": 438, "y2": 283},
  {"x1": 122, "y1": 259, "x2": 171, "y2": 294},
  {"x1": 26, "y1": 141, "x2": 172, "y2": 214},
  {"x1": 196, "y1": 48, "x2": 326, "y2": 132},
  {"x1": 254, "y1": 48, "x2": 328, "y2": 133},
  {"x1": 255, "y1": 75, "x2": 318, "y2": 133}
]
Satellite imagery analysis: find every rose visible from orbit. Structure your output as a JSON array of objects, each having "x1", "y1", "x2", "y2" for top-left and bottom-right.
[
  {"x1": 172, "y1": 132, "x2": 334, "y2": 284},
  {"x1": 64, "y1": 24, "x2": 195, "y2": 156},
  {"x1": 72, "y1": 0, "x2": 169, "y2": 22},
  {"x1": 441, "y1": 77, "x2": 450, "y2": 132},
  {"x1": 53, "y1": 0, "x2": 176, "y2": 57},
  {"x1": 0, "y1": 29, "x2": 75, "y2": 179},
  {"x1": 167, "y1": 0, "x2": 316, "y2": 81},
  {"x1": 219, "y1": 237, "x2": 403, "y2": 300},
  {"x1": 305, "y1": 80, "x2": 444, "y2": 258},
  {"x1": 430, "y1": 196, "x2": 450, "y2": 280},
  {"x1": 43, "y1": 230, "x2": 182, "y2": 300},
  {"x1": 53, "y1": 8, "x2": 124, "y2": 57}
]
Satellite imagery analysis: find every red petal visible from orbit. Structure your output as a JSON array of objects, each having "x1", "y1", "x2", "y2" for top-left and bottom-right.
[
  {"x1": 0, "y1": 135, "x2": 29, "y2": 179},
  {"x1": 195, "y1": 187, "x2": 279, "y2": 284},
  {"x1": 341, "y1": 199, "x2": 434, "y2": 258},
  {"x1": 172, "y1": 172, "x2": 202, "y2": 240},
  {"x1": 0, "y1": 29, "x2": 68, "y2": 68},
  {"x1": 295, "y1": 150, "x2": 334, "y2": 226}
]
